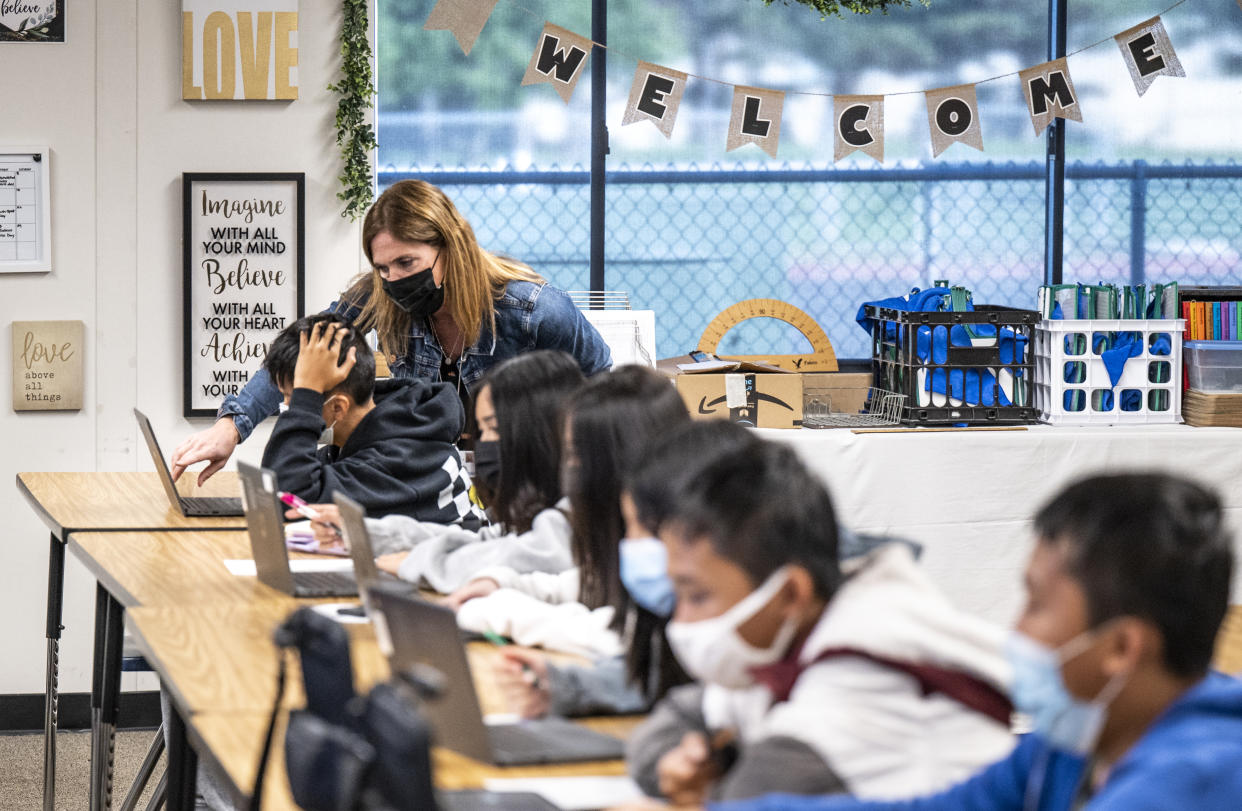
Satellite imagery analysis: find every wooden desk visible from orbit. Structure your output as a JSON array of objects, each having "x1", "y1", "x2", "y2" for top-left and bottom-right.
[
  {"x1": 1216, "y1": 606, "x2": 1242, "y2": 675},
  {"x1": 126, "y1": 602, "x2": 640, "y2": 809},
  {"x1": 16, "y1": 471, "x2": 246, "y2": 811},
  {"x1": 68, "y1": 528, "x2": 354, "y2": 811}
]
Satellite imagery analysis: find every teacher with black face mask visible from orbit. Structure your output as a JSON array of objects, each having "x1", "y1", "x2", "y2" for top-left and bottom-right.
[{"x1": 171, "y1": 179, "x2": 612, "y2": 485}]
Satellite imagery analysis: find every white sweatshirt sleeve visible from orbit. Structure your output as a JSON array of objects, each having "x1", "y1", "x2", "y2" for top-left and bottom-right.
[{"x1": 394, "y1": 506, "x2": 575, "y2": 593}]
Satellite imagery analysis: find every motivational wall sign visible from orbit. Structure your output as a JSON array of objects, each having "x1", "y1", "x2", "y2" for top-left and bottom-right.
[
  {"x1": 182, "y1": 1, "x2": 298, "y2": 100},
  {"x1": 183, "y1": 173, "x2": 304, "y2": 418},
  {"x1": 0, "y1": 0, "x2": 63, "y2": 42},
  {"x1": 11, "y1": 320, "x2": 83, "y2": 411}
]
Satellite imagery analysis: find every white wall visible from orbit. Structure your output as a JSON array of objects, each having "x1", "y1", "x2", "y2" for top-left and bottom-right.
[{"x1": 0, "y1": 1, "x2": 367, "y2": 695}]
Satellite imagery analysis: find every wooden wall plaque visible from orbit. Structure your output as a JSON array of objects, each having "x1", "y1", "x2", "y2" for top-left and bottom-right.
[{"x1": 12, "y1": 320, "x2": 84, "y2": 411}]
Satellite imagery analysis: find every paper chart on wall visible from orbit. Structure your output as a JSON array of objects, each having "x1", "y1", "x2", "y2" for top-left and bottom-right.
[{"x1": 0, "y1": 152, "x2": 43, "y2": 269}]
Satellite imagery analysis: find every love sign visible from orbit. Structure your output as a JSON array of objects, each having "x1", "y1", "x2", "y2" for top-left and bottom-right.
[
  {"x1": 182, "y1": 1, "x2": 298, "y2": 100},
  {"x1": 11, "y1": 320, "x2": 83, "y2": 411}
]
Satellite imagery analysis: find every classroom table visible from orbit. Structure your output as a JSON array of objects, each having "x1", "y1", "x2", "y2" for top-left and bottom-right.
[
  {"x1": 126, "y1": 602, "x2": 640, "y2": 810},
  {"x1": 16, "y1": 471, "x2": 246, "y2": 811},
  {"x1": 761, "y1": 423, "x2": 1242, "y2": 623},
  {"x1": 67, "y1": 529, "x2": 285, "y2": 811}
]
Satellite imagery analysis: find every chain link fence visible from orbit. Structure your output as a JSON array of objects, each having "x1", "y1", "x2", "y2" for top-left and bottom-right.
[{"x1": 380, "y1": 161, "x2": 1242, "y2": 360}]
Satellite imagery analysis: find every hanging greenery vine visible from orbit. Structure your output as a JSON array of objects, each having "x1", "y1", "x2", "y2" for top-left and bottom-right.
[
  {"x1": 764, "y1": 0, "x2": 930, "y2": 19},
  {"x1": 328, "y1": 0, "x2": 378, "y2": 221}
]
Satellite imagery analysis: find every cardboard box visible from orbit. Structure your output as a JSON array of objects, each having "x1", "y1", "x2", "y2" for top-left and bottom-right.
[{"x1": 660, "y1": 356, "x2": 803, "y2": 429}]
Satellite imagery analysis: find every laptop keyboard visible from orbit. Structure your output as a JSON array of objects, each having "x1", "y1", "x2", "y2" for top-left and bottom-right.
[
  {"x1": 293, "y1": 571, "x2": 357, "y2": 597},
  {"x1": 487, "y1": 720, "x2": 624, "y2": 764},
  {"x1": 182, "y1": 496, "x2": 243, "y2": 515}
]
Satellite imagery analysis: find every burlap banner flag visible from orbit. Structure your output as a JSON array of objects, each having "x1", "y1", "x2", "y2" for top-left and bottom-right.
[
  {"x1": 522, "y1": 23, "x2": 593, "y2": 104},
  {"x1": 1019, "y1": 58, "x2": 1082, "y2": 136},
  {"x1": 834, "y1": 95, "x2": 885, "y2": 163},
  {"x1": 424, "y1": 0, "x2": 499, "y2": 56},
  {"x1": 924, "y1": 84, "x2": 983, "y2": 158},
  {"x1": 623, "y1": 62, "x2": 688, "y2": 139},
  {"x1": 726, "y1": 86, "x2": 784, "y2": 158},
  {"x1": 1115, "y1": 17, "x2": 1184, "y2": 97}
]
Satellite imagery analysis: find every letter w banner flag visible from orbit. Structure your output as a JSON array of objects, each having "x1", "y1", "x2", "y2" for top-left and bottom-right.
[
  {"x1": 833, "y1": 95, "x2": 885, "y2": 163},
  {"x1": 924, "y1": 84, "x2": 983, "y2": 158},
  {"x1": 623, "y1": 62, "x2": 688, "y2": 139},
  {"x1": 1019, "y1": 58, "x2": 1082, "y2": 136},
  {"x1": 1115, "y1": 17, "x2": 1184, "y2": 97},
  {"x1": 424, "y1": 0, "x2": 499, "y2": 56},
  {"x1": 522, "y1": 22, "x2": 593, "y2": 103},
  {"x1": 726, "y1": 86, "x2": 785, "y2": 158}
]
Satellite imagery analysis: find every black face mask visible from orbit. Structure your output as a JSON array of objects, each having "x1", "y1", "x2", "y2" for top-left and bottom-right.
[
  {"x1": 473, "y1": 440, "x2": 501, "y2": 493},
  {"x1": 381, "y1": 266, "x2": 444, "y2": 319}
]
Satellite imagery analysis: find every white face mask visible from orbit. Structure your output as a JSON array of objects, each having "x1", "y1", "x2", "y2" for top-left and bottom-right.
[
  {"x1": 666, "y1": 567, "x2": 800, "y2": 689},
  {"x1": 318, "y1": 419, "x2": 337, "y2": 446}
]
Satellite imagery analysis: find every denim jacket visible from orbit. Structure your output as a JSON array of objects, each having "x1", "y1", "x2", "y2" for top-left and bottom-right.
[{"x1": 217, "y1": 280, "x2": 612, "y2": 441}]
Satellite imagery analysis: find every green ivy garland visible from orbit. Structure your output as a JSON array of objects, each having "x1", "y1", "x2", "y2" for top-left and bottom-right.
[
  {"x1": 763, "y1": 0, "x2": 930, "y2": 19},
  {"x1": 328, "y1": 0, "x2": 378, "y2": 221}
]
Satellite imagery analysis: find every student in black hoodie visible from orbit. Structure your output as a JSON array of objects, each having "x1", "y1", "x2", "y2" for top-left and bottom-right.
[{"x1": 260, "y1": 313, "x2": 478, "y2": 525}]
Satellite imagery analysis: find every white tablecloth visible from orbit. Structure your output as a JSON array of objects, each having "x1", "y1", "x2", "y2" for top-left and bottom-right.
[{"x1": 760, "y1": 424, "x2": 1242, "y2": 625}]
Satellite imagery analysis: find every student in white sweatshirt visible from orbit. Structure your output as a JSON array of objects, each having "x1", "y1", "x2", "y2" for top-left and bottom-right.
[
  {"x1": 448, "y1": 366, "x2": 694, "y2": 718},
  {"x1": 622, "y1": 421, "x2": 1015, "y2": 806}
]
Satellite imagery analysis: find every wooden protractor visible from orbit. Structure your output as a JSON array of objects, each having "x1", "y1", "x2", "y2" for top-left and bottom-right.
[{"x1": 698, "y1": 299, "x2": 838, "y2": 372}]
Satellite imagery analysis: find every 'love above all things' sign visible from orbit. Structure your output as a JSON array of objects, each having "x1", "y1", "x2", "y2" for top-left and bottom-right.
[
  {"x1": 182, "y1": 1, "x2": 298, "y2": 100},
  {"x1": 11, "y1": 320, "x2": 83, "y2": 412},
  {"x1": 183, "y1": 173, "x2": 304, "y2": 419}
]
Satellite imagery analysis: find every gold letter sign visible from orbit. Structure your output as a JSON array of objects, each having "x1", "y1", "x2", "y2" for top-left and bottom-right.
[
  {"x1": 12, "y1": 320, "x2": 84, "y2": 412},
  {"x1": 183, "y1": 1, "x2": 299, "y2": 101}
]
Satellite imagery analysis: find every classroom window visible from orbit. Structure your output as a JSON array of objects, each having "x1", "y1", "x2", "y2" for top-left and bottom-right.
[{"x1": 377, "y1": 1, "x2": 1242, "y2": 360}]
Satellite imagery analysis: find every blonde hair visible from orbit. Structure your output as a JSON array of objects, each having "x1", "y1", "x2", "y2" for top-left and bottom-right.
[{"x1": 344, "y1": 180, "x2": 544, "y2": 358}]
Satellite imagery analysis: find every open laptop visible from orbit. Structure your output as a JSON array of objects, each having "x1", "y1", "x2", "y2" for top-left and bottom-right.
[
  {"x1": 134, "y1": 408, "x2": 243, "y2": 517},
  {"x1": 238, "y1": 461, "x2": 358, "y2": 598},
  {"x1": 366, "y1": 582, "x2": 625, "y2": 766},
  {"x1": 334, "y1": 491, "x2": 414, "y2": 615}
]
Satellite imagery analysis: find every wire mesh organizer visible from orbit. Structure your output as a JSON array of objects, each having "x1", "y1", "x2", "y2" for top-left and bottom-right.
[{"x1": 802, "y1": 388, "x2": 907, "y2": 428}]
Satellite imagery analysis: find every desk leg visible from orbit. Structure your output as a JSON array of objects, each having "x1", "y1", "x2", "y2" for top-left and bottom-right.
[
  {"x1": 90, "y1": 586, "x2": 124, "y2": 811},
  {"x1": 43, "y1": 533, "x2": 66, "y2": 811},
  {"x1": 165, "y1": 700, "x2": 198, "y2": 811}
]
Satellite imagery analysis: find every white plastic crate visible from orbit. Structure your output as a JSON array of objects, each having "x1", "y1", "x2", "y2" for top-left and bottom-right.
[{"x1": 1033, "y1": 319, "x2": 1184, "y2": 426}]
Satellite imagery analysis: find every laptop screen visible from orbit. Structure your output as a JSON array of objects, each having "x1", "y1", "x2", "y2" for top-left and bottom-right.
[{"x1": 133, "y1": 408, "x2": 187, "y2": 511}]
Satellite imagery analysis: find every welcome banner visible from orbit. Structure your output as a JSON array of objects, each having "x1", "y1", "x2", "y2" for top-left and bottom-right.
[{"x1": 423, "y1": 0, "x2": 1216, "y2": 160}]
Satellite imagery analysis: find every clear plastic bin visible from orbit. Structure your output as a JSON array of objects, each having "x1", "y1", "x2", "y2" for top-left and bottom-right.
[{"x1": 1185, "y1": 340, "x2": 1242, "y2": 393}]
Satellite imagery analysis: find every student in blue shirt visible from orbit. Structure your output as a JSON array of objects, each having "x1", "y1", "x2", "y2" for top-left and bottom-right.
[
  {"x1": 170, "y1": 179, "x2": 611, "y2": 485},
  {"x1": 642, "y1": 472, "x2": 1242, "y2": 811}
]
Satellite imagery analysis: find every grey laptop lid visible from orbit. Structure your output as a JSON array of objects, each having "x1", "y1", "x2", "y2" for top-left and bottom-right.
[
  {"x1": 366, "y1": 584, "x2": 496, "y2": 763},
  {"x1": 134, "y1": 407, "x2": 191, "y2": 514},
  {"x1": 334, "y1": 491, "x2": 379, "y2": 585},
  {"x1": 238, "y1": 461, "x2": 297, "y2": 595}
]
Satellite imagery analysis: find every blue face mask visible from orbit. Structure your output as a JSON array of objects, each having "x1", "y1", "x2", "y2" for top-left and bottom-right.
[
  {"x1": 1005, "y1": 630, "x2": 1129, "y2": 756},
  {"x1": 619, "y1": 537, "x2": 675, "y2": 617}
]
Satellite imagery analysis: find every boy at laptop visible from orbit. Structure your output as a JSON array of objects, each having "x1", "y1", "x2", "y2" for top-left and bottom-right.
[{"x1": 261, "y1": 313, "x2": 478, "y2": 525}]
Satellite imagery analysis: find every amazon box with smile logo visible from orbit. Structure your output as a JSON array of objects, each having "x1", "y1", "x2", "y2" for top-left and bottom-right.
[{"x1": 659, "y1": 356, "x2": 803, "y2": 429}]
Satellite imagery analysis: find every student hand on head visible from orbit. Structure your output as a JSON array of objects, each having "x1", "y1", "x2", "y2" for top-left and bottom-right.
[
  {"x1": 293, "y1": 321, "x2": 357, "y2": 394},
  {"x1": 169, "y1": 417, "x2": 241, "y2": 485},
  {"x1": 442, "y1": 577, "x2": 500, "y2": 610},
  {"x1": 494, "y1": 649, "x2": 551, "y2": 719},
  {"x1": 657, "y1": 730, "x2": 733, "y2": 807}
]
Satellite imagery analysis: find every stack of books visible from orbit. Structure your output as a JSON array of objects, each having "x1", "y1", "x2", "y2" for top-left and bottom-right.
[{"x1": 1182, "y1": 389, "x2": 1242, "y2": 428}]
